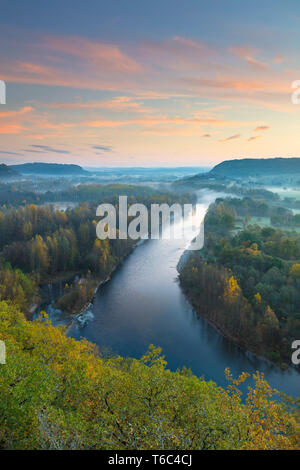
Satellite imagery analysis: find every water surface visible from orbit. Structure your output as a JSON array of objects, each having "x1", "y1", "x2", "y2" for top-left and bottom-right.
[{"x1": 68, "y1": 192, "x2": 300, "y2": 397}]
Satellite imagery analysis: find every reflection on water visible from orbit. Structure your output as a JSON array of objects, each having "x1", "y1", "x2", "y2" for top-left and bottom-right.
[{"x1": 68, "y1": 191, "x2": 300, "y2": 398}]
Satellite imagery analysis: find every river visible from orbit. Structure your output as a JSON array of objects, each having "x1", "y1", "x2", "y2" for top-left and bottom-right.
[{"x1": 67, "y1": 191, "x2": 299, "y2": 398}]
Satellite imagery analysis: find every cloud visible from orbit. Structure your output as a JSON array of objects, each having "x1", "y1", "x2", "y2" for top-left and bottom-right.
[
  {"x1": 0, "y1": 34, "x2": 215, "y2": 95},
  {"x1": 0, "y1": 31, "x2": 292, "y2": 118},
  {"x1": 0, "y1": 106, "x2": 33, "y2": 134},
  {"x1": 219, "y1": 134, "x2": 241, "y2": 142},
  {"x1": 173, "y1": 36, "x2": 210, "y2": 49},
  {"x1": 229, "y1": 46, "x2": 268, "y2": 70},
  {"x1": 37, "y1": 122, "x2": 75, "y2": 130},
  {"x1": 47, "y1": 96, "x2": 152, "y2": 114},
  {"x1": 253, "y1": 125, "x2": 270, "y2": 132},
  {"x1": 18, "y1": 62, "x2": 57, "y2": 77},
  {"x1": 0, "y1": 150, "x2": 22, "y2": 155},
  {"x1": 247, "y1": 135, "x2": 261, "y2": 141},
  {"x1": 30, "y1": 144, "x2": 70, "y2": 154},
  {"x1": 0, "y1": 33, "x2": 143, "y2": 93},
  {"x1": 0, "y1": 106, "x2": 33, "y2": 118},
  {"x1": 93, "y1": 145, "x2": 113, "y2": 152},
  {"x1": 140, "y1": 36, "x2": 215, "y2": 70},
  {"x1": 182, "y1": 76, "x2": 269, "y2": 92},
  {"x1": 0, "y1": 124, "x2": 24, "y2": 134},
  {"x1": 84, "y1": 120, "x2": 126, "y2": 128},
  {"x1": 84, "y1": 115, "x2": 258, "y2": 129},
  {"x1": 0, "y1": 30, "x2": 296, "y2": 163},
  {"x1": 44, "y1": 36, "x2": 143, "y2": 73},
  {"x1": 273, "y1": 55, "x2": 284, "y2": 64}
]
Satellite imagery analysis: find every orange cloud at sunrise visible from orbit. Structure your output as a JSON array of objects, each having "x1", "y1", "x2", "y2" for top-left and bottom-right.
[{"x1": 0, "y1": 5, "x2": 299, "y2": 167}]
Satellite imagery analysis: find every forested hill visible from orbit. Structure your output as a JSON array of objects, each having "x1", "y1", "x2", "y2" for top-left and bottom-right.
[
  {"x1": 0, "y1": 300, "x2": 298, "y2": 449},
  {"x1": 0, "y1": 163, "x2": 19, "y2": 178},
  {"x1": 210, "y1": 158, "x2": 300, "y2": 178},
  {"x1": 10, "y1": 162, "x2": 89, "y2": 176}
]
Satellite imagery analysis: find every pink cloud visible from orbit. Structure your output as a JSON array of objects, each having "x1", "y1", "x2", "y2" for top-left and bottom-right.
[
  {"x1": 0, "y1": 32, "x2": 293, "y2": 117},
  {"x1": 247, "y1": 135, "x2": 262, "y2": 141},
  {"x1": 43, "y1": 36, "x2": 143, "y2": 73},
  {"x1": 0, "y1": 106, "x2": 33, "y2": 118},
  {"x1": 219, "y1": 134, "x2": 241, "y2": 142},
  {"x1": 47, "y1": 96, "x2": 152, "y2": 114},
  {"x1": 229, "y1": 46, "x2": 268, "y2": 70},
  {"x1": 137, "y1": 36, "x2": 216, "y2": 71},
  {"x1": 83, "y1": 115, "x2": 258, "y2": 130},
  {"x1": 253, "y1": 125, "x2": 270, "y2": 131},
  {"x1": 0, "y1": 124, "x2": 24, "y2": 134},
  {"x1": 0, "y1": 106, "x2": 33, "y2": 135},
  {"x1": 273, "y1": 55, "x2": 284, "y2": 64}
]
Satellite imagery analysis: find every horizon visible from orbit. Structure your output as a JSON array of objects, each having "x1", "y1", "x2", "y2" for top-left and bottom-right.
[
  {"x1": 4, "y1": 161, "x2": 211, "y2": 169},
  {"x1": 1, "y1": 1, "x2": 300, "y2": 166},
  {"x1": 5, "y1": 156, "x2": 300, "y2": 171}
]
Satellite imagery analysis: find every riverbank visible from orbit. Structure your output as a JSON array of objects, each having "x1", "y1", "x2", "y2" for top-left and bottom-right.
[
  {"x1": 177, "y1": 246, "x2": 275, "y2": 368},
  {"x1": 178, "y1": 193, "x2": 300, "y2": 372},
  {"x1": 176, "y1": 248, "x2": 192, "y2": 272},
  {"x1": 66, "y1": 201, "x2": 299, "y2": 399},
  {"x1": 66, "y1": 238, "x2": 148, "y2": 333},
  {"x1": 179, "y1": 278, "x2": 287, "y2": 370},
  {"x1": 34, "y1": 238, "x2": 147, "y2": 330}
]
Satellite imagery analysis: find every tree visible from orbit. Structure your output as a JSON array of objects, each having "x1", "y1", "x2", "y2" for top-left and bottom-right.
[
  {"x1": 290, "y1": 263, "x2": 300, "y2": 278},
  {"x1": 0, "y1": 300, "x2": 298, "y2": 450}
]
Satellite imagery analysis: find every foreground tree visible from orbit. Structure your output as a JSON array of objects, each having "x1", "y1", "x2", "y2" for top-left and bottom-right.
[{"x1": 0, "y1": 301, "x2": 298, "y2": 450}]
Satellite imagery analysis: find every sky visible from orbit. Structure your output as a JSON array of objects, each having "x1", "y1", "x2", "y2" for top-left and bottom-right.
[{"x1": 0, "y1": 0, "x2": 300, "y2": 167}]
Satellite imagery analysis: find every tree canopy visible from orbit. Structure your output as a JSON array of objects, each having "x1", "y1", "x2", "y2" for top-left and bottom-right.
[{"x1": 0, "y1": 300, "x2": 299, "y2": 450}]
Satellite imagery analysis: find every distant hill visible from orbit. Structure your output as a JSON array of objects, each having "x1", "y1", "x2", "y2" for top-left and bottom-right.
[
  {"x1": 11, "y1": 162, "x2": 89, "y2": 176},
  {"x1": 0, "y1": 163, "x2": 19, "y2": 178},
  {"x1": 210, "y1": 158, "x2": 300, "y2": 178}
]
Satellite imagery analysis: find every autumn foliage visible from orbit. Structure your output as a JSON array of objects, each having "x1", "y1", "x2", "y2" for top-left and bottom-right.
[
  {"x1": 0, "y1": 300, "x2": 299, "y2": 450},
  {"x1": 180, "y1": 200, "x2": 300, "y2": 367}
]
